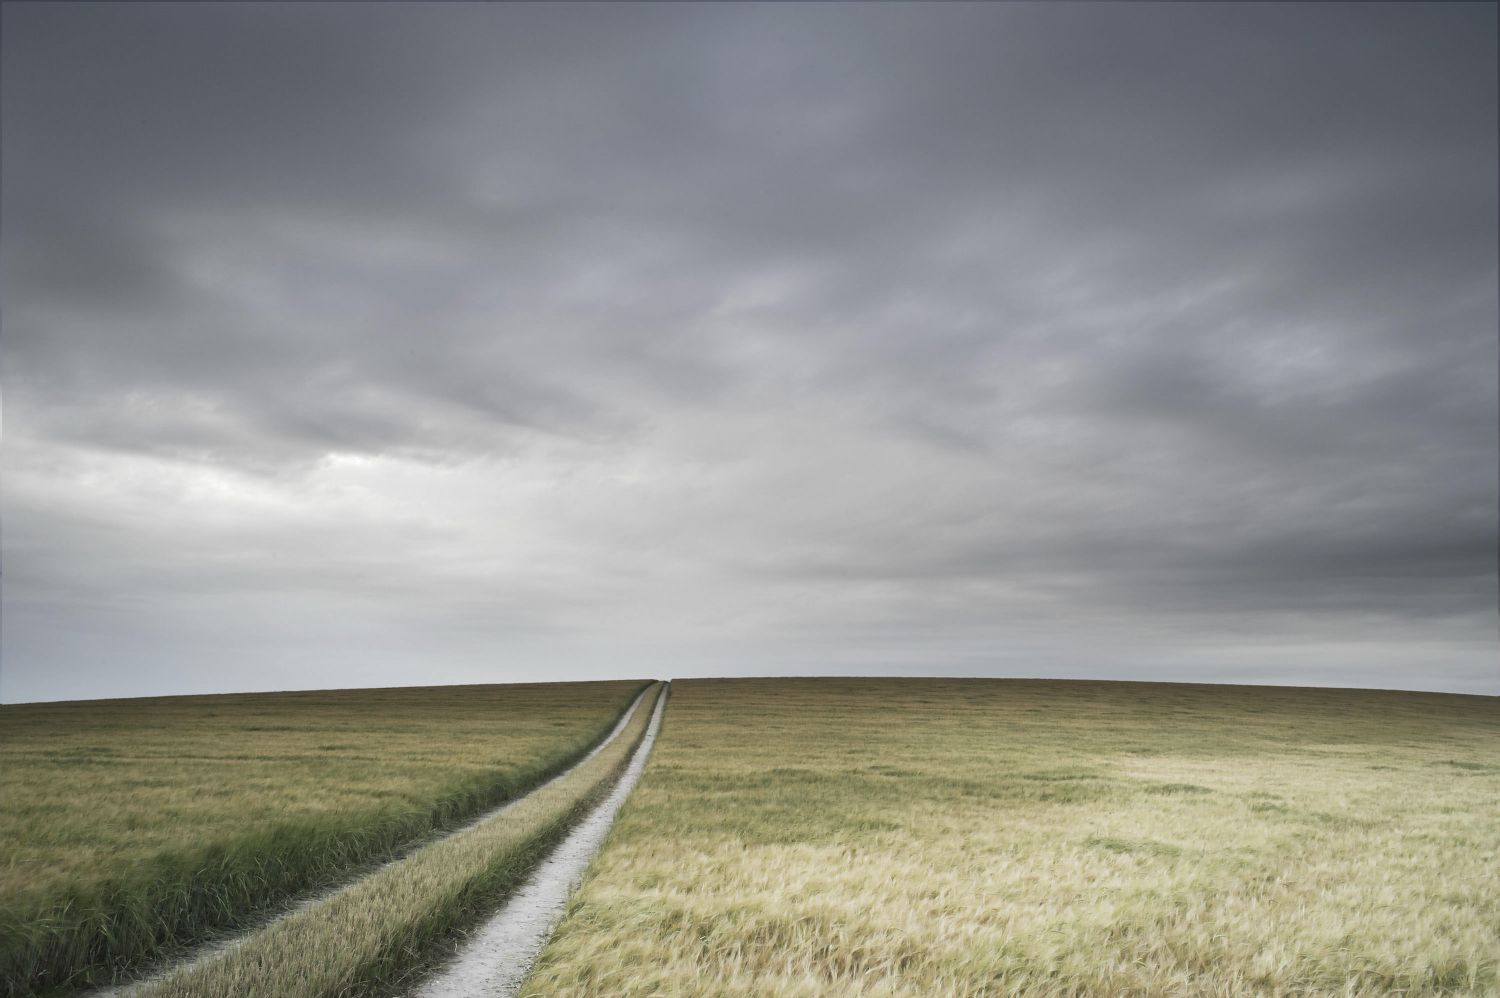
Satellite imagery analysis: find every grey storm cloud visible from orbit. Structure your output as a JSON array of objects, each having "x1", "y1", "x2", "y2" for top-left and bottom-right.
[{"x1": 2, "y1": 2, "x2": 1495, "y2": 701}]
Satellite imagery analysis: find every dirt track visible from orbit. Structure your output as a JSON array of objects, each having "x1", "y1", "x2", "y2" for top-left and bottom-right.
[{"x1": 411, "y1": 683, "x2": 671, "y2": 998}]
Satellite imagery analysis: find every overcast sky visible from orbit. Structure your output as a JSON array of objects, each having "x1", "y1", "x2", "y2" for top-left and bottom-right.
[{"x1": 3, "y1": 3, "x2": 1495, "y2": 702}]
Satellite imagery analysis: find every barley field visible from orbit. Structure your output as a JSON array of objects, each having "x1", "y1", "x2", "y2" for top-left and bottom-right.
[
  {"x1": 0, "y1": 679, "x2": 647, "y2": 996},
  {"x1": 524, "y1": 678, "x2": 1500, "y2": 997}
]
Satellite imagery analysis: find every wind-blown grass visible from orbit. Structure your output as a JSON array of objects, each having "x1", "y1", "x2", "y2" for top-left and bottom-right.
[
  {"x1": 136, "y1": 682, "x2": 665, "y2": 998},
  {"x1": 525, "y1": 678, "x2": 1500, "y2": 997},
  {"x1": 0, "y1": 679, "x2": 647, "y2": 996}
]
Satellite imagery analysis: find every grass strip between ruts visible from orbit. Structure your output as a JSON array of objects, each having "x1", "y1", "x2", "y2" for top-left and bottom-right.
[
  {"x1": 2, "y1": 681, "x2": 650, "y2": 998},
  {"x1": 135, "y1": 682, "x2": 664, "y2": 998}
]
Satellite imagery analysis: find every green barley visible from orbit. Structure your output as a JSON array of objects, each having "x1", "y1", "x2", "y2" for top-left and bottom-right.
[{"x1": 0, "y1": 680, "x2": 648, "y2": 996}]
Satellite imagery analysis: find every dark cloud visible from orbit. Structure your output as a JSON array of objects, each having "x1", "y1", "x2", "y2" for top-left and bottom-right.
[{"x1": 2, "y1": 2, "x2": 1495, "y2": 700}]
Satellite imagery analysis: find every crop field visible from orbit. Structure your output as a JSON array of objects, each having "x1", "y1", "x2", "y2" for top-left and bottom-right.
[
  {"x1": 4, "y1": 677, "x2": 1495, "y2": 998},
  {"x1": 0, "y1": 679, "x2": 647, "y2": 995},
  {"x1": 524, "y1": 678, "x2": 1500, "y2": 997}
]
